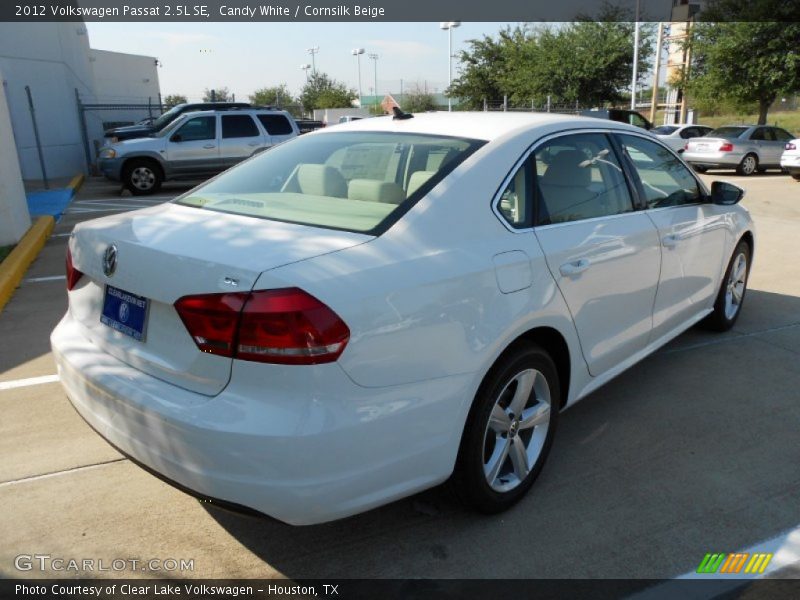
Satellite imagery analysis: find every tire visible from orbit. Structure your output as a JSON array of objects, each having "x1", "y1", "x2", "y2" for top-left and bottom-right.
[
  {"x1": 123, "y1": 159, "x2": 163, "y2": 196},
  {"x1": 703, "y1": 240, "x2": 751, "y2": 332},
  {"x1": 792, "y1": 174, "x2": 800, "y2": 182},
  {"x1": 736, "y1": 154, "x2": 758, "y2": 176},
  {"x1": 692, "y1": 165, "x2": 708, "y2": 173},
  {"x1": 452, "y1": 343, "x2": 560, "y2": 514}
]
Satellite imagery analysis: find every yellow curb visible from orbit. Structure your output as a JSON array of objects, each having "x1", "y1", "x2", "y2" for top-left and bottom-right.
[
  {"x1": 67, "y1": 173, "x2": 85, "y2": 194},
  {"x1": 0, "y1": 216, "x2": 56, "y2": 313}
]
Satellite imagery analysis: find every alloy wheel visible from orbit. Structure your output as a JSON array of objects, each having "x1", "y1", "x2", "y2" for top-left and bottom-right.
[
  {"x1": 724, "y1": 252, "x2": 747, "y2": 320},
  {"x1": 131, "y1": 166, "x2": 156, "y2": 191}
]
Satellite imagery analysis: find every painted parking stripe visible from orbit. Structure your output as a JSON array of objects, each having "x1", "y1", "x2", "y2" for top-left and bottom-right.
[
  {"x1": 0, "y1": 458, "x2": 126, "y2": 488},
  {"x1": 24, "y1": 275, "x2": 66, "y2": 283},
  {"x1": 0, "y1": 374, "x2": 60, "y2": 390}
]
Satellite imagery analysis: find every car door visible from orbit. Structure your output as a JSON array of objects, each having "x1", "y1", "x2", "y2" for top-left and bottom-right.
[
  {"x1": 219, "y1": 114, "x2": 266, "y2": 169},
  {"x1": 257, "y1": 114, "x2": 296, "y2": 146},
  {"x1": 164, "y1": 115, "x2": 219, "y2": 177},
  {"x1": 532, "y1": 132, "x2": 661, "y2": 376},
  {"x1": 615, "y1": 133, "x2": 726, "y2": 342}
]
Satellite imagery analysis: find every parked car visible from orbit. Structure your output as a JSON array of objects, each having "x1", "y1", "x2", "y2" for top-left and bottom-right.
[
  {"x1": 652, "y1": 124, "x2": 713, "y2": 152},
  {"x1": 683, "y1": 125, "x2": 795, "y2": 175},
  {"x1": 780, "y1": 139, "x2": 800, "y2": 181},
  {"x1": 338, "y1": 115, "x2": 365, "y2": 124},
  {"x1": 103, "y1": 102, "x2": 254, "y2": 143},
  {"x1": 97, "y1": 108, "x2": 298, "y2": 195},
  {"x1": 580, "y1": 108, "x2": 652, "y2": 130},
  {"x1": 294, "y1": 118, "x2": 325, "y2": 134},
  {"x1": 54, "y1": 112, "x2": 754, "y2": 525}
]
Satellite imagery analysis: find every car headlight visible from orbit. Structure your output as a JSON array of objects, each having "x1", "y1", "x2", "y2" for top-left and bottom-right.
[{"x1": 98, "y1": 148, "x2": 117, "y2": 159}]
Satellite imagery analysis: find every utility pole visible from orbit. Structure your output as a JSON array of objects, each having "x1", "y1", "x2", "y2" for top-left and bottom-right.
[
  {"x1": 650, "y1": 22, "x2": 664, "y2": 124},
  {"x1": 307, "y1": 46, "x2": 320, "y2": 74},
  {"x1": 631, "y1": 0, "x2": 641, "y2": 110}
]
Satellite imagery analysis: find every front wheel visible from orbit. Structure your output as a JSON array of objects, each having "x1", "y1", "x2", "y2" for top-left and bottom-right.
[
  {"x1": 123, "y1": 159, "x2": 163, "y2": 196},
  {"x1": 452, "y1": 344, "x2": 560, "y2": 514},
  {"x1": 736, "y1": 154, "x2": 758, "y2": 176},
  {"x1": 703, "y1": 240, "x2": 751, "y2": 331}
]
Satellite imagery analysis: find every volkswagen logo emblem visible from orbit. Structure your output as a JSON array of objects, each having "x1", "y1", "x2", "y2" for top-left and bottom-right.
[{"x1": 102, "y1": 244, "x2": 118, "y2": 277}]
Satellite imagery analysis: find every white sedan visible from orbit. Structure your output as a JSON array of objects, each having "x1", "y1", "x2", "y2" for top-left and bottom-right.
[
  {"x1": 52, "y1": 112, "x2": 755, "y2": 525},
  {"x1": 651, "y1": 123, "x2": 713, "y2": 153}
]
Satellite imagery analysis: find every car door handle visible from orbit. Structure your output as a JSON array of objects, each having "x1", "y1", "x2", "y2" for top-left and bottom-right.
[
  {"x1": 559, "y1": 258, "x2": 590, "y2": 277},
  {"x1": 203, "y1": 144, "x2": 216, "y2": 149},
  {"x1": 662, "y1": 234, "x2": 680, "y2": 248},
  {"x1": 247, "y1": 142, "x2": 260, "y2": 147}
]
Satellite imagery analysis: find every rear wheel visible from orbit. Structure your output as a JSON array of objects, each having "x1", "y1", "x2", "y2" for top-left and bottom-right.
[
  {"x1": 703, "y1": 240, "x2": 751, "y2": 331},
  {"x1": 452, "y1": 343, "x2": 559, "y2": 514},
  {"x1": 736, "y1": 154, "x2": 758, "y2": 176},
  {"x1": 124, "y1": 159, "x2": 162, "y2": 196}
]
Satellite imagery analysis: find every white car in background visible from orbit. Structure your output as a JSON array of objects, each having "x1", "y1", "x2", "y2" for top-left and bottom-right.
[
  {"x1": 781, "y1": 139, "x2": 800, "y2": 181},
  {"x1": 53, "y1": 112, "x2": 754, "y2": 525},
  {"x1": 651, "y1": 124, "x2": 713, "y2": 153}
]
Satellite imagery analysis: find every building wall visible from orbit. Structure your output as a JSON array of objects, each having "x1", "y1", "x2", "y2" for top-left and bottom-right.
[{"x1": 0, "y1": 23, "x2": 161, "y2": 180}]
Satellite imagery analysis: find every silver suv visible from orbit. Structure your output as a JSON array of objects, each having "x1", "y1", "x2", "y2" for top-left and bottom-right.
[{"x1": 97, "y1": 108, "x2": 299, "y2": 195}]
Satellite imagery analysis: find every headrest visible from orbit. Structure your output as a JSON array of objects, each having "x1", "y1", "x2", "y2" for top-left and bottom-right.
[{"x1": 348, "y1": 179, "x2": 405, "y2": 204}]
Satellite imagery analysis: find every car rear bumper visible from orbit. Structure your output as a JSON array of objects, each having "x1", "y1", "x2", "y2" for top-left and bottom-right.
[
  {"x1": 683, "y1": 150, "x2": 743, "y2": 168},
  {"x1": 51, "y1": 312, "x2": 474, "y2": 525},
  {"x1": 780, "y1": 154, "x2": 800, "y2": 173}
]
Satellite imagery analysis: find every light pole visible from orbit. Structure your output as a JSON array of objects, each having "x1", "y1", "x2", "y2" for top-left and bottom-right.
[
  {"x1": 440, "y1": 21, "x2": 460, "y2": 111},
  {"x1": 368, "y1": 53, "x2": 379, "y2": 109},
  {"x1": 301, "y1": 63, "x2": 311, "y2": 82},
  {"x1": 307, "y1": 46, "x2": 320, "y2": 74},
  {"x1": 631, "y1": 0, "x2": 641, "y2": 110},
  {"x1": 352, "y1": 48, "x2": 365, "y2": 108}
]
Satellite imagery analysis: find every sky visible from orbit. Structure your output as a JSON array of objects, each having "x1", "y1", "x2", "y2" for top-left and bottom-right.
[{"x1": 86, "y1": 22, "x2": 517, "y2": 102}]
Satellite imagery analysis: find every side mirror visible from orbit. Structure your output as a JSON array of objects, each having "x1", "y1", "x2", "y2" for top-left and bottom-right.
[
  {"x1": 710, "y1": 181, "x2": 745, "y2": 205},
  {"x1": 170, "y1": 134, "x2": 182, "y2": 142}
]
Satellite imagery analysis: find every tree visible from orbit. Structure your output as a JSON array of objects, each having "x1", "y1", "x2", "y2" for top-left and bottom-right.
[
  {"x1": 163, "y1": 94, "x2": 187, "y2": 109},
  {"x1": 202, "y1": 87, "x2": 231, "y2": 102},
  {"x1": 402, "y1": 85, "x2": 438, "y2": 112},
  {"x1": 300, "y1": 72, "x2": 356, "y2": 111},
  {"x1": 680, "y1": 7, "x2": 800, "y2": 124},
  {"x1": 448, "y1": 11, "x2": 654, "y2": 109},
  {"x1": 249, "y1": 85, "x2": 294, "y2": 108}
]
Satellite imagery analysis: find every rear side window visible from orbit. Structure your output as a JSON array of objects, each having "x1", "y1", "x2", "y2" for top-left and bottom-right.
[
  {"x1": 175, "y1": 132, "x2": 484, "y2": 234},
  {"x1": 496, "y1": 158, "x2": 533, "y2": 229},
  {"x1": 257, "y1": 114, "x2": 294, "y2": 135},
  {"x1": 534, "y1": 133, "x2": 633, "y2": 225},
  {"x1": 773, "y1": 128, "x2": 794, "y2": 142},
  {"x1": 617, "y1": 134, "x2": 702, "y2": 208},
  {"x1": 709, "y1": 127, "x2": 747, "y2": 139},
  {"x1": 222, "y1": 115, "x2": 259, "y2": 138}
]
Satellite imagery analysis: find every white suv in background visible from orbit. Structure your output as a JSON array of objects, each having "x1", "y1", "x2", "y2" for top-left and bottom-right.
[{"x1": 97, "y1": 108, "x2": 299, "y2": 195}]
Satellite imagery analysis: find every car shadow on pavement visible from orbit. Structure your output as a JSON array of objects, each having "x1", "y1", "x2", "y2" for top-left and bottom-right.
[{"x1": 200, "y1": 288, "x2": 800, "y2": 579}]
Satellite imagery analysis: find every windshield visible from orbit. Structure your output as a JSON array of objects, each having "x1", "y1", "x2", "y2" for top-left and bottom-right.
[
  {"x1": 152, "y1": 106, "x2": 184, "y2": 130},
  {"x1": 652, "y1": 126, "x2": 678, "y2": 135},
  {"x1": 708, "y1": 127, "x2": 748, "y2": 139},
  {"x1": 175, "y1": 131, "x2": 485, "y2": 234}
]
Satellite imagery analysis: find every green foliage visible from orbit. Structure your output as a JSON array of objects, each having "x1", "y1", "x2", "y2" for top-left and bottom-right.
[
  {"x1": 402, "y1": 86, "x2": 438, "y2": 112},
  {"x1": 202, "y1": 87, "x2": 231, "y2": 102},
  {"x1": 681, "y1": 19, "x2": 800, "y2": 124},
  {"x1": 249, "y1": 85, "x2": 294, "y2": 108},
  {"x1": 163, "y1": 94, "x2": 187, "y2": 109},
  {"x1": 300, "y1": 73, "x2": 356, "y2": 111},
  {"x1": 449, "y1": 13, "x2": 654, "y2": 109}
]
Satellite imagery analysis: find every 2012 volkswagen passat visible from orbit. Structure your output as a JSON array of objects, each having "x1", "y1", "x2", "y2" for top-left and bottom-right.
[{"x1": 52, "y1": 113, "x2": 755, "y2": 525}]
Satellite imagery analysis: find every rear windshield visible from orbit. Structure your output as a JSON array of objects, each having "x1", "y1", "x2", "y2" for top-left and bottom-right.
[
  {"x1": 175, "y1": 131, "x2": 485, "y2": 234},
  {"x1": 708, "y1": 127, "x2": 748, "y2": 139},
  {"x1": 652, "y1": 126, "x2": 678, "y2": 135}
]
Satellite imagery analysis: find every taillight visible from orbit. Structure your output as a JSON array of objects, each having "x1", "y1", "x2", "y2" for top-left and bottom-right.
[
  {"x1": 66, "y1": 248, "x2": 84, "y2": 291},
  {"x1": 174, "y1": 288, "x2": 349, "y2": 365},
  {"x1": 719, "y1": 142, "x2": 734, "y2": 152},
  {"x1": 684, "y1": 143, "x2": 690, "y2": 151},
  {"x1": 787, "y1": 142, "x2": 797, "y2": 150}
]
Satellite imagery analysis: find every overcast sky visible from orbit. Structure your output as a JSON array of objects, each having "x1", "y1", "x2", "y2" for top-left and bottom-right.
[{"x1": 86, "y1": 22, "x2": 519, "y2": 102}]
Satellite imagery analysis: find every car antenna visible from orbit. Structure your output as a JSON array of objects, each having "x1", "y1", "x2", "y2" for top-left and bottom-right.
[{"x1": 392, "y1": 107, "x2": 413, "y2": 120}]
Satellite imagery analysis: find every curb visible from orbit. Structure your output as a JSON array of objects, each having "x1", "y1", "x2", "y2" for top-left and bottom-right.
[
  {"x1": 67, "y1": 173, "x2": 85, "y2": 194},
  {"x1": 0, "y1": 216, "x2": 56, "y2": 313}
]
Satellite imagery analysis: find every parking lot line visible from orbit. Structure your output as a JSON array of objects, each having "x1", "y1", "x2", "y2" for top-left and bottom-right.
[
  {"x1": 0, "y1": 374, "x2": 59, "y2": 390},
  {"x1": 0, "y1": 458, "x2": 126, "y2": 488},
  {"x1": 24, "y1": 275, "x2": 66, "y2": 283}
]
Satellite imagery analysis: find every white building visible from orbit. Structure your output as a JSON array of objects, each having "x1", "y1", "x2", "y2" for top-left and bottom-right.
[{"x1": 0, "y1": 23, "x2": 160, "y2": 181}]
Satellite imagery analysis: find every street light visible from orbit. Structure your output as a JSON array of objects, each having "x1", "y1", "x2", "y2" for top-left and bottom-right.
[
  {"x1": 301, "y1": 63, "x2": 312, "y2": 82},
  {"x1": 352, "y1": 48, "x2": 365, "y2": 107},
  {"x1": 631, "y1": 0, "x2": 641, "y2": 110},
  {"x1": 440, "y1": 21, "x2": 461, "y2": 111},
  {"x1": 307, "y1": 46, "x2": 320, "y2": 73},
  {"x1": 368, "y1": 53, "x2": 379, "y2": 109}
]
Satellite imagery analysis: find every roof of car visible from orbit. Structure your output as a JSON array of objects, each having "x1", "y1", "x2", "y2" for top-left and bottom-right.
[{"x1": 315, "y1": 111, "x2": 639, "y2": 142}]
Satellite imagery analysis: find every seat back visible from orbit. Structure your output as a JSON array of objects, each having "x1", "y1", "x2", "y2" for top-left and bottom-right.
[
  {"x1": 407, "y1": 170, "x2": 436, "y2": 197},
  {"x1": 538, "y1": 150, "x2": 596, "y2": 224},
  {"x1": 348, "y1": 179, "x2": 405, "y2": 204},
  {"x1": 296, "y1": 164, "x2": 347, "y2": 198}
]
